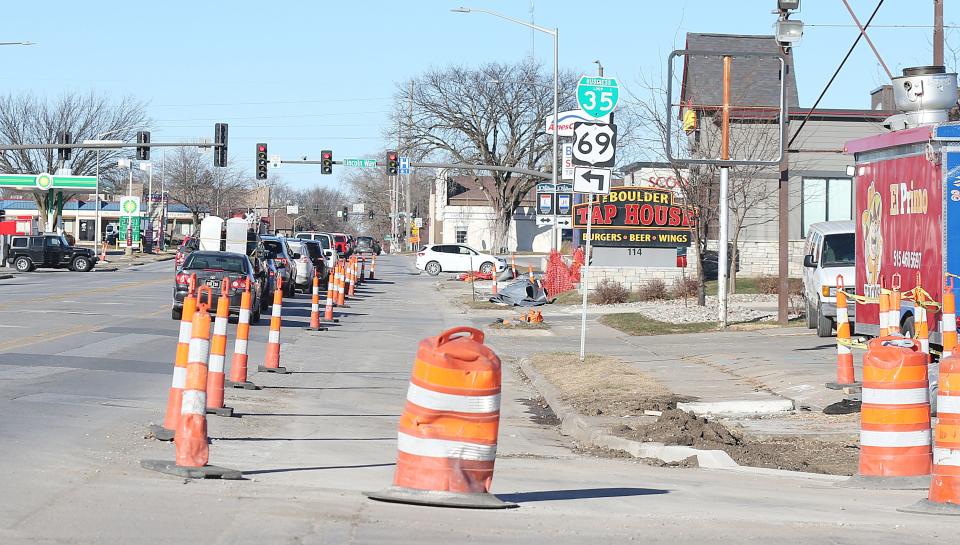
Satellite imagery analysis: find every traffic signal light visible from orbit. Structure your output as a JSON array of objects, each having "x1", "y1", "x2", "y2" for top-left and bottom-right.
[
  {"x1": 342, "y1": 206, "x2": 349, "y2": 222},
  {"x1": 386, "y1": 150, "x2": 398, "y2": 175},
  {"x1": 256, "y1": 143, "x2": 268, "y2": 180},
  {"x1": 368, "y1": 210, "x2": 374, "y2": 220},
  {"x1": 57, "y1": 132, "x2": 72, "y2": 162},
  {"x1": 321, "y1": 150, "x2": 333, "y2": 175},
  {"x1": 135, "y1": 131, "x2": 150, "y2": 161},
  {"x1": 214, "y1": 123, "x2": 228, "y2": 167}
]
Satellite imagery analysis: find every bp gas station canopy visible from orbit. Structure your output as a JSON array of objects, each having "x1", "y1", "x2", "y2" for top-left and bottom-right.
[{"x1": 0, "y1": 173, "x2": 98, "y2": 192}]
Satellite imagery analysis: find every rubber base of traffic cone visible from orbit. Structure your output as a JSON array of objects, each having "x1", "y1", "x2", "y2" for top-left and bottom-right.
[
  {"x1": 825, "y1": 381, "x2": 862, "y2": 390},
  {"x1": 140, "y1": 459, "x2": 243, "y2": 480},
  {"x1": 306, "y1": 325, "x2": 328, "y2": 332},
  {"x1": 258, "y1": 365, "x2": 288, "y2": 374},
  {"x1": 835, "y1": 474, "x2": 931, "y2": 490},
  {"x1": 822, "y1": 399, "x2": 861, "y2": 415},
  {"x1": 897, "y1": 499, "x2": 960, "y2": 516},
  {"x1": 226, "y1": 380, "x2": 262, "y2": 390},
  {"x1": 147, "y1": 423, "x2": 174, "y2": 442},
  {"x1": 364, "y1": 486, "x2": 517, "y2": 509},
  {"x1": 206, "y1": 406, "x2": 236, "y2": 417}
]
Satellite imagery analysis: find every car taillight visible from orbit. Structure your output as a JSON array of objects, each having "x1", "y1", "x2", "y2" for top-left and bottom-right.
[
  {"x1": 231, "y1": 278, "x2": 246, "y2": 289},
  {"x1": 175, "y1": 273, "x2": 188, "y2": 284},
  {"x1": 417, "y1": 252, "x2": 425, "y2": 257}
]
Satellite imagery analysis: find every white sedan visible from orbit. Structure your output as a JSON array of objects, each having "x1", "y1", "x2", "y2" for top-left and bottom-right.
[{"x1": 416, "y1": 244, "x2": 507, "y2": 276}]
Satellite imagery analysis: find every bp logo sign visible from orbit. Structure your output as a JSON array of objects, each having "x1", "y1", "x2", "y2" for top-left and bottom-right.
[
  {"x1": 120, "y1": 196, "x2": 141, "y2": 215},
  {"x1": 35, "y1": 173, "x2": 53, "y2": 190}
]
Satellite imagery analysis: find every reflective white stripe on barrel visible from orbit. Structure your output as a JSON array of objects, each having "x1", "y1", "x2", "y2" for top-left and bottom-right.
[
  {"x1": 238, "y1": 308, "x2": 250, "y2": 324},
  {"x1": 213, "y1": 316, "x2": 227, "y2": 336},
  {"x1": 268, "y1": 330, "x2": 280, "y2": 344},
  {"x1": 208, "y1": 354, "x2": 225, "y2": 373},
  {"x1": 937, "y1": 395, "x2": 960, "y2": 414},
  {"x1": 234, "y1": 339, "x2": 248, "y2": 354},
  {"x1": 405, "y1": 382, "x2": 500, "y2": 414},
  {"x1": 272, "y1": 304, "x2": 282, "y2": 318},
  {"x1": 934, "y1": 447, "x2": 960, "y2": 466},
  {"x1": 860, "y1": 429, "x2": 931, "y2": 448},
  {"x1": 187, "y1": 338, "x2": 210, "y2": 364},
  {"x1": 862, "y1": 387, "x2": 929, "y2": 405},
  {"x1": 944, "y1": 316, "x2": 957, "y2": 333},
  {"x1": 171, "y1": 366, "x2": 187, "y2": 388},
  {"x1": 178, "y1": 321, "x2": 192, "y2": 343},
  {"x1": 181, "y1": 390, "x2": 206, "y2": 416},
  {"x1": 396, "y1": 431, "x2": 497, "y2": 461}
]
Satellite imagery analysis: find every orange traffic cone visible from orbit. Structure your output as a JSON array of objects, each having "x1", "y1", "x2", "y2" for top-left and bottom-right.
[
  {"x1": 943, "y1": 281, "x2": 957, "y2": 359},
  {"x1": 307, "y1": 270, "x2": 327, "y2": 332},
  {"x1": 366, "y1": 327, "x2": 514, "y2": 508},
  {"x1": 369, "y1": 255, "x2": 376, "y2": 280},
  {"x1": 348, "y1": 257, "x2": 357, "y2": 297},
  {"x1": 226, "y1": 281, "x2": 260, "y2": 390},
  {"x1": 205, "y1": 280, "x2": 234, "y2": 417},
  {"x1": 827, "y1": 276, "x2": 857, "y2": 389},
  {"x1": 150, "y1": 273, "x2": 197, "y2": 442},
  {"x1": 324, "y1": 269, "x2": 338, "y2": 323},
  {"x1": 141, "y1": 287, "x2": 241, "y2": 480},
  {"x1": 258, "y1": 276, "x2": 287, "y2": 374},
  {"x1": 337, "y1": 263, "x2": 348, "y2": 307}
]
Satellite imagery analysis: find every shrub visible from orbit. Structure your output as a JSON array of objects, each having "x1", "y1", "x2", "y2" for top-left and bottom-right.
[
  {"x1": 637, "y1": 279, "x2": 668, "y2": 301},
  {"x1": 756, "y1": 276, "x2": 803, "y2": 295},
  {"x1": 594, "y1": 279, "x2": 630, "y2": 305},
  {"x1": 671, "y1": 277, "x2": 700, "y2": 299}
]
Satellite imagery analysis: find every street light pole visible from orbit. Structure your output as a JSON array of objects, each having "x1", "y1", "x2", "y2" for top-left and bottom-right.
[{"x1": 452, "y1": 7, "x2": 560, "y2": 252}]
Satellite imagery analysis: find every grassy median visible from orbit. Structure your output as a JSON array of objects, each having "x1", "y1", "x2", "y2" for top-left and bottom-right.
[{"x1": 599, "y1": 313, "x2": 718, "y2": 336}]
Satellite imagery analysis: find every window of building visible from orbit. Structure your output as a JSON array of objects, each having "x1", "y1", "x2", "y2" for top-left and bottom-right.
[
  {"x1": 802, "y1": 177, "x2": 852, "y2": 234},
  {"x1": 456, "y1": 229, "x2": 467, "y2": 244}
]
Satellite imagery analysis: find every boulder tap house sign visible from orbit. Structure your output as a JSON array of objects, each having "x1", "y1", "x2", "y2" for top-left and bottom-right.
[{"x1": 572, "y1": 186, "x2": 695, "y2": 247}]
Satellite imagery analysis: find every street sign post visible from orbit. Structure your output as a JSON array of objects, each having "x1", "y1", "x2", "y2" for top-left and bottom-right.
[
  {"x1": 576, "y1": 76, "x2": 620, "y2": 119},
  {"x1": 343, "y1": 158, "x2": 378, "y2": 168}
]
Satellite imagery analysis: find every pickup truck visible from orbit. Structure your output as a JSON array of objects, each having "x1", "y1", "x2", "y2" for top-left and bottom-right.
[{"x1": 6, "y1": 233, "x2": 98, "y2": 272}]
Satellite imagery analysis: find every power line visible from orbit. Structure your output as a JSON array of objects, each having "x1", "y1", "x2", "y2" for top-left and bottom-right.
[
  {"x1": 789, "y1": 0, "x2": 885, "y2": 148},
  {"x1": 806, "y1": 23, "x2": 960, "y2": 29}
]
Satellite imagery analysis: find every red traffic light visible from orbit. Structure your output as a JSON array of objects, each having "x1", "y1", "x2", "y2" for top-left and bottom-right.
[
  {"x1": 322, "y1": 152, "x2": 331, "y2": 159},
  {"x1": 387, "y1": 152, "x2": 397, "y2": 161},
  {"x1": 257, "y1": 144, "x2": 266, "y2": 152}
]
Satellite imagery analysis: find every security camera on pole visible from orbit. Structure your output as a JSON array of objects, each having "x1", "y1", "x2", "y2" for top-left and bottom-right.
[{"x1": 572, "y1": 74, "x2": 619, "y2": 362}]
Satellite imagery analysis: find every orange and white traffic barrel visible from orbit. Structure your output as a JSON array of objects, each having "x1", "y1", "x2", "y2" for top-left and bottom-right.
[
  {"x1": 258, "y1": 276, "x2": 287, "y2": 374},
  {"x1": 226, "y1": 281, "x2": 259, "y2": 390},
  {"x1": 205, "y1": 280, "x2": 234, "y2": 417},
  {"x1": 366, "y1": 327, "x2": 515, "y2": 509},
  {"x1": 152, "y1": 274, "x2": 199, "y2": 441},
  {"x1": 141, "y1": 287, "x2": 241, "y2": 479},
  {"x1": 307, "y1": 270, "x2": 327, "y2": 332},
  {"x1": 842, "y1": 337, "x2": 932, "y2": 489},
  {"x1": 900, "y1": 351, "x2": 960, "y2": 514}
]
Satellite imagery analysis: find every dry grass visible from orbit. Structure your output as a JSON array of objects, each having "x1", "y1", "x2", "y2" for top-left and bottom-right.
[{"x1": 529, "y1": 352, "x2": 683, "y2": 417}]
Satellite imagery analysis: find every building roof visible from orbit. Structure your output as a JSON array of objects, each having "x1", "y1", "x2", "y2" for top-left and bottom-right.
[
  {"x1": 681, "y1": 33, "x2": 799, "y2": 114},
  {"x1": 0, "y1": 198, "x2": 195, "y2": 214},
  {"x1": 446, "y1": 176, "x2": 537, "y2": 206}
]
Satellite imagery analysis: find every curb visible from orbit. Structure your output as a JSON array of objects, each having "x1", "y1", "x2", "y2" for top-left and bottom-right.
[{"x1": 517, "y1": 357, "x2": 845, "y2": 482}]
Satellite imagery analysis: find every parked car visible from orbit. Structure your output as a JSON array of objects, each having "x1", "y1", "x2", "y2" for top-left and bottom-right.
[
  {"x1": 172, "y1": 251, "x2": 262, "y2": 322},
  {"x1": 285, "y1": 238, "x2": 316, "y2": 293},
  {"x1": 415, "y1": 243, "x2": 506, "y2": 276},
  {"x1": 6, "y1": 233, "x2": 98, "y2": 272},
  {"x1": 295, "y1": 231, "x2": 338, "y2": 269},
  {"x1": 332, "y1": 233, "x2": 350, "y2": 256},
  {"x1": 300, "y1": 239, "x2": 329, "y2": 286},
  {"x1": 175, "y1": 236, "x2": 199, "y2": 269},
  {"x1": 260, "y1": 235, "x2": 296, "y2": 297},
  {"x1": 802, "y1": 220, "x2": 856, "y2": 337}
]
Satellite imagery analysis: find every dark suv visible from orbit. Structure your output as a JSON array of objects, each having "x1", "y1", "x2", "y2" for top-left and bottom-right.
[{"x1": 6, "y1": 234, "x2": 98, "y2": 272}]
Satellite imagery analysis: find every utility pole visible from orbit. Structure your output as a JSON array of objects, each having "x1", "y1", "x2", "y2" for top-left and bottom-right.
[
  {"x1": 935, "y1": 0, "x2": 945, "y2": 65},
  {"x1": 406, "y1": 80, "x2": 414, "y2": 251}
]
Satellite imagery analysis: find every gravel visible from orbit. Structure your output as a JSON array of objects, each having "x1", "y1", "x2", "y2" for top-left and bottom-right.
[{"x1": 585, "y1": 294, "x2": 801, "y2": 324}]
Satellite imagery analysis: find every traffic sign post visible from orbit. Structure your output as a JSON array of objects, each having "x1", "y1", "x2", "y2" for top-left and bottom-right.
[
  {"x1": 576, "y1": 76, "x2": 620, "y2": 119},
  {"x1": 573, "y1": 162, "x2": 614, "y2": 363}
]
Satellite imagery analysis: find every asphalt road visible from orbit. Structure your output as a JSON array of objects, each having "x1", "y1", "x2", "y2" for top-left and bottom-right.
[{"x1": 0, "y1": 257, "x2": 955, "y2": 544}]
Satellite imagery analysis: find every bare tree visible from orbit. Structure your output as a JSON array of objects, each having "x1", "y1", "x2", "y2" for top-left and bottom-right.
[
  {"x1": 345, "y1": 158, "x2": 431, "y2": 241},
  {"x1": 165, "y1": 147, "x2": 250, "y2": 228},
  {"x1": 395, "y1": 60, "x2": 578, "y2": 250},
  {"x1": 0, "y1": 92, "x2": 148, "y2": 230}
]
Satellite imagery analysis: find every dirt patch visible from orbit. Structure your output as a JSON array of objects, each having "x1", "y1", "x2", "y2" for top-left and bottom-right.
[
  {"x1": 518, "y1": 396, "x2": 561, "y2": 426},
  {"x1": 530, "y1": 352, "x2": 691, "y2": 417},
  {"x1": 616, "y1": 409, "x2": 859, "y2": 475}
]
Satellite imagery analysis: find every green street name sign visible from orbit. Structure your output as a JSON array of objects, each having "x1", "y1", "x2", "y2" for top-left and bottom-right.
[
  {"x1": 343, "y1": 158, "x2": 378, "y2": 168},
  {"x1": 0, "y1": 173, "x2": 98, "y2": 191},
  {"x1": 576, "y1": 76, "x2": 620, "y2": 119}
]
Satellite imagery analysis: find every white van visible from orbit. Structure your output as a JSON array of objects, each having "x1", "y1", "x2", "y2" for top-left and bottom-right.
[{"x1": 802, "y1": 220, "x2": 856, "y2": 337}]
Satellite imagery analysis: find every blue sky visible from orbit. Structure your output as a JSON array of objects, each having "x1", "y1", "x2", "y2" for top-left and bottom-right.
[{"x1": 0, "y1": 1, "x2": 955, "y2": 190}]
